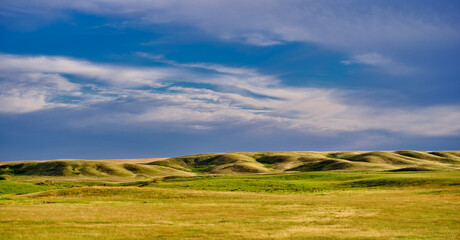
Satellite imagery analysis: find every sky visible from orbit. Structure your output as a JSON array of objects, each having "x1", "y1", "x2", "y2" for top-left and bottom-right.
[{"x1": 1, "y1": 0, "x2": 460, "y2": 161}]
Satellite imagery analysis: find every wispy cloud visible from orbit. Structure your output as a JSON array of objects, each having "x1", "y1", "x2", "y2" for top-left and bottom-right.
[
  {"x1": 1, "y1": 53, "x2": 459, "y2": 136},
  {"x1": 0, "y1": 71, "x2": 82, "y2": 113},
  {"x1": 341, "y1": 52, "x2": 416, "y2": 75},
  {"x1": 240, "y1": 33, "x2": 283, "y2": 46},
  {"x1": 341, "y1": 53, "x2": 390, "y2": 66},
  {"x1": 2, "y1": 0, "x2": 458, "y2": 51},
  {"x1": 0, "y1": 54, "x2": 170, "y2": 87},
  {"x1": 135, "y1": 52, "x2": 260, "y2": 76},
  {"x1": 2, "y1": 1, "x2": 457, "y2": 78}
]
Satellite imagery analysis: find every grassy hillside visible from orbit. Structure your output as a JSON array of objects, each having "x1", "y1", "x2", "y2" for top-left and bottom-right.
[
  {"x1": 149, "y1": 150, "x2": 460, "y2": 174},
  {"x1": 1, "y1": 151, "x2": 459, "y2": 182},
  {"x1": 0, "y1": 160, "x2": 193, "y2": 182}
]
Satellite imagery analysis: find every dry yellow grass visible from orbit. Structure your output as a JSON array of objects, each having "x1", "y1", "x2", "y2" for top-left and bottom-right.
[
  {"x1": 1, "y1": 151, "x2": 459, "y2": 239},
  {"x1": 0, "y1": 186, "x2": 459, "y2": 239}
]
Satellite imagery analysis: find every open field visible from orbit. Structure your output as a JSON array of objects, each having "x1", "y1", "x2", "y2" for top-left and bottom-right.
[{"x1": 0, "y1": 151, "x2": 459, "y2": 239}]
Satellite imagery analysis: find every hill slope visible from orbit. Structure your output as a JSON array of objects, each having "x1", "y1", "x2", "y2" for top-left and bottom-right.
[
  {"x1": 1, "y1": 151, "x2": 459, "y2": 179},
  {"x1": 149, "y1": 150, "x2": 460, "y2": 174},
  {"x1": 0, "y1": 160, "x2": 192, "y2": 179}
]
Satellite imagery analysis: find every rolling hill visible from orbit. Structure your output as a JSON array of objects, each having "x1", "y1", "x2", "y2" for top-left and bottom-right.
[
  {"x1": 1, "y1": 151, "x2": 459, "y2": 179},
  {"x1": 0, "y1": 160, "x2": 192, "y2": 179},
  {"x1": 149, "y1": 150, "x2": 460, "y2": 174}
]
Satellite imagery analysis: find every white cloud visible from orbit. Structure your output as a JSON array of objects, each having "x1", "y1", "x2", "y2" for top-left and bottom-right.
[
  {"x1": 240, "y1": 33, "x2": 283, "y2": 46},
  {"x1": 0, "y1": 53, "x2": 459, "y2": 136},
  {"x1": 2, "y1": 0, "x2": 458, "y2": 51},
  {"x1": 3, "y1": 1, "x2": 458, "y2": 76},
  {"x1": 136, "y1": 52, "x2": 259, "y2": 76},
  {"x1": 0, "y1": 54, "x2": 170, "y2": 87},
  {"x1": 368, "y1": 106, "x2": 460, "y2": 136},
  {"x1": 341, "y1": 52, "x2": 416, "y2": 75},
  {"x1": 25, "y1": 73, "x2": 81, "y2": 92},
  {"x1": 0, "y1": 72, "x2": 80, "y2": 113},
  {"x1": 341, "y1": 53, "x2": 389, "y2": 66},
  {"x1": 0, "y1": 88, "x2": 48, "y2": 113}
]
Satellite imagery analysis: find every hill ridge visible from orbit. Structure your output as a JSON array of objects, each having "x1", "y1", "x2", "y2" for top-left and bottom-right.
[
  {"x1": 1, "y1": 151, "x2": 458, "y2": 178},
  {"x1": 149, "y1": 150, "x2": 459, "y2": 174}
]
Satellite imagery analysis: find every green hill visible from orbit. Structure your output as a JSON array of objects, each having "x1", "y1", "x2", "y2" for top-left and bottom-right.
[
  {"x1": 0, "y1": 160, "x2": 192, "y2": 179},
  {"x1": 149, "y1": 150, "x2": 460, "y2": 174},
  {"x1": 1, "y1": 151, "x2": 459, "y2": 179}
]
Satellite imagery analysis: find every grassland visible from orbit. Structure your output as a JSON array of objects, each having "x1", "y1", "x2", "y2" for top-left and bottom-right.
[{"x1": 0, "y1": 151, "x2": 459, "y2": 239}]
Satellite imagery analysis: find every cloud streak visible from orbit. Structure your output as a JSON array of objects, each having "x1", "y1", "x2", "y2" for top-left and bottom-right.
[
  {"x1": 1, "y1": 53, "x2": 459, "y2": 136},
  {"x1": 2, "y1": 0, "x2": 459, "y2": 51},
  {"x1": 2, "y1": 1, "x2": 459, "y2": 78},
  {"x1": 0, "y1": 54, "x2": 170, "y2": 87},
  {"x1": 341, "y1": 52, "x2": 416, "y2": 75}
]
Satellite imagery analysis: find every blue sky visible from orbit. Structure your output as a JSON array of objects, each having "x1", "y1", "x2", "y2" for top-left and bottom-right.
[{"x1": 1, "y1": 0, "x2": 459, "y2": 161}]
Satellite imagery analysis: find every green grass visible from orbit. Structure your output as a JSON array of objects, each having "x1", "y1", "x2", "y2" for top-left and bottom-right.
[
  {"x1": 3, "y1": 171, "x2": 458, "y2": 195},
  {"x1": 0, "y1": 173, "x2": 459, "y2": 239},
  {"x1": 146, "y1": 171, "x2": 459, "y2": 193},
  {"x1": 0, "y1": 151, "x2": 459, "y2": 239},
  {"x1": 0, "y1": 180, "x2": 56, "y2": 195}
]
